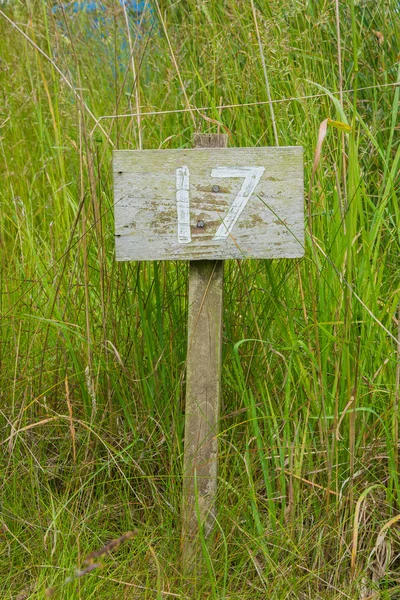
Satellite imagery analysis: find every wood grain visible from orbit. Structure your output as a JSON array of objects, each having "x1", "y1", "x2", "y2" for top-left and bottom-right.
[
  {"x1": 114, "y1": 146, "x2": 304, "y2": 261},
  {"x1": 181, "y1": 259, "x2": 224, "y2": 573}
]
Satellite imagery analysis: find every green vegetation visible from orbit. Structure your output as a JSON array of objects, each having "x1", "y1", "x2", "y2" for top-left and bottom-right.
[{"x1": 0, "y1": 0, "x2": 399, "y2": 597}]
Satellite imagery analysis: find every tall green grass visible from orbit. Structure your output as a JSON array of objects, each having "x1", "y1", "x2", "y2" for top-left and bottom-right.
[{"x1": 0, "y1": 0, "x2": 399, "y2": 597}]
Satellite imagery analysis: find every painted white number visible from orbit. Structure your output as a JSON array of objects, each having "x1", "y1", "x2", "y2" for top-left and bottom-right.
[
  {"x1": 176, "y1": 166, "x2": 191, "y2": 244},
  {"x1": 211, "y1": 166, "x2": 265, "y2": 240},
  {"x1": 175, "y1": 165, "x2": 264, "y2": 243}
]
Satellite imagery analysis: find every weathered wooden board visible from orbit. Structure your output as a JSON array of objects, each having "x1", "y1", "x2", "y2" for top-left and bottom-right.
[{"x1": 114, "y1": 146, "x2": 304, "y2": 261}]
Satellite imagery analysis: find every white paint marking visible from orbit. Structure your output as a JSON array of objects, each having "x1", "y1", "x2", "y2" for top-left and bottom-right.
[
  {"x1": 211, "y1": 166, "x2": 265, "y2": 241},
  {"x1": 176, "y1": 166, "x2": 191, "y2": 244}
]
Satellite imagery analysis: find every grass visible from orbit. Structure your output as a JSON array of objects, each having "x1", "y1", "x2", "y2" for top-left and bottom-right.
[{"x1": 0, "y1": 0, "x2": 399, "y2": 597}]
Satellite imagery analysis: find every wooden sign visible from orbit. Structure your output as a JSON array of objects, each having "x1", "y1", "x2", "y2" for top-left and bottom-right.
[{"x1": 114, "y1": 146, "x2": 304, "y2": 261}]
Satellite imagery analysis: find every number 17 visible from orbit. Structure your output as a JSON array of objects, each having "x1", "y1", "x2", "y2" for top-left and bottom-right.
[{"x1": 176, "y1": 166, "x2": 265, "y2": 244}]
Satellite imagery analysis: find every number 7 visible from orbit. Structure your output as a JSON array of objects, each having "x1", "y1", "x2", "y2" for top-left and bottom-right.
[{"x1": 211, "y1": 166, "x2": 264, "y2": 240}]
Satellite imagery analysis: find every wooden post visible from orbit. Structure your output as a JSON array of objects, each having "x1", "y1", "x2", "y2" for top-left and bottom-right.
[{"x1": 181, "y1": 133, "x2": 228, "y2": 577}]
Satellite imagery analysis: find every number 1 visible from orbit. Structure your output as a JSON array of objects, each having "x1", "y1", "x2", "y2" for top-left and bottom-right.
[{"x1": 176, "y1": 166, "x2": 191, "y2": 244}]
